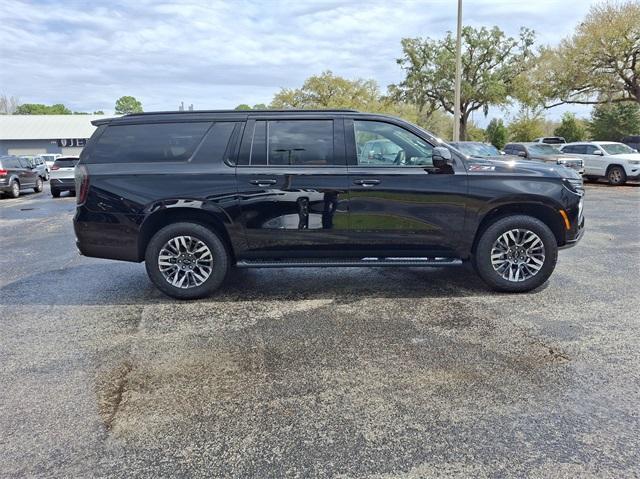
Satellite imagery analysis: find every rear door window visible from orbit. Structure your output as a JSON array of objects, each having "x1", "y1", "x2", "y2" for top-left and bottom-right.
[
  {"x1": 268, "y1": 120, "x2": 335, "y2": 166},
  {"x1": 88, "y1": 122, "x2": 212, "y2": 163}
]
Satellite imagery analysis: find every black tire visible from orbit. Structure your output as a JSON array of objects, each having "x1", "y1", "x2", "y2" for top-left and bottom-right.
[
  {"x1": 145, "y1": 222, "x2": 230, "y2": 300},
  {"x1": 583, "y1": 175, "x2": 598, "y2": 183},
  {"x1": 34, "y1": 177, "x2": 43, "y2": 193},
  {"x1": 473, "y1": 215, "x2": 558, "y2": 293},
  {"x1": 607, "y1": 166, "x2": 626, "y2": 186},
  {"x1": 8, "y1": 180, "x2": 20, "y2": 198},
  {"x1": 51, "y1": 188, "x2": 60, "y2": 198}
]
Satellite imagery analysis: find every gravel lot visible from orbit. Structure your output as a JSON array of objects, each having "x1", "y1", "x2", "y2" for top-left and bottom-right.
[{"x1": 1, "y1": 182, "x2": 639, "y2": 478}]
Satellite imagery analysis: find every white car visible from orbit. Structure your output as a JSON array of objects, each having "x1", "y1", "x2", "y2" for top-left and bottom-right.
[
  {"x1": 39, "y1": 153, "x2": 62, "y2": 171},
  {"x1": 559, "y1": 142, "x2": 640, "y2": 185},
  {"x1": 532, "y1": 136, "x2": 566, "y2": 146}
]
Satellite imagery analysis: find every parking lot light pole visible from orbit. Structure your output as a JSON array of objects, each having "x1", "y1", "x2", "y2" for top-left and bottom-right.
[{"x1": 453, "y1": 0, "x2": 462, "y2": 141}]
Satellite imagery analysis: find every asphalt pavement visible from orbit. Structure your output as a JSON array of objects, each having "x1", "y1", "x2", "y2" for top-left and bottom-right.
[{"x1": 1, "y1": 182, "x2": 639, "y2": 478}]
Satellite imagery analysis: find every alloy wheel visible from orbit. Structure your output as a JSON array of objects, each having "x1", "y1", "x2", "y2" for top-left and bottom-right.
[
  {"x1": 158, "y1": 235, "x2": 214, "y2": 288},
  {"x1": 490, "y1": 228, "x2": 546, "y2": 282},
  {"x1": 609, "y1": 168, "x2": 622, "y2": 184}
]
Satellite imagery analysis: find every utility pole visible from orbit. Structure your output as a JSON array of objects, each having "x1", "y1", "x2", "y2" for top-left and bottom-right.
[{"x1": 453, "y1": 0, "x2": 463, "y2": 141}]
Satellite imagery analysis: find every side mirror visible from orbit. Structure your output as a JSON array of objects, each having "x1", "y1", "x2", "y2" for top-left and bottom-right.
[
  {"x1": 594, "y1": 150, "x2": 604, "y2": 156},
  {"x1": 517, "y1": 151, "x2": 527, "y2": 158},
  {"x1": 432, "y1": 146, "x2": 452, "y2": 169}
]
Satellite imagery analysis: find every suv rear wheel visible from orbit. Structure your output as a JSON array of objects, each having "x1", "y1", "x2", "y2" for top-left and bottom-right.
[
  {"x1": 473, "y1": 215, "x2": 558, "y2": 292},
  {"x1": 145, "y1": 222, "x2": 229, "y2": 299},
  {"x1": 8, "y1": 180, "x2": 20, "y2": 198}
]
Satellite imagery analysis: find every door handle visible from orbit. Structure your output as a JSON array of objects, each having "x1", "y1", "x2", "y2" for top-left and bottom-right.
[
  {"x1": 353, "y1": 179, "x2": 380, "y2": 186},
  {"x1": 249, "y1": 179, "x2": 277, "y2": 186}
]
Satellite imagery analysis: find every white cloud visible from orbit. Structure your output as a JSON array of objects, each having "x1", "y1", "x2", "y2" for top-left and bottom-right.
[{"x1": 0, "y1": 0, "x2": 594, "y2": 117}]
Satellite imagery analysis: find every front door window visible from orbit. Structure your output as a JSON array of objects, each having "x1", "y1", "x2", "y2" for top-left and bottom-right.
[{"x1": 354, "y1": 121, "x2": 433, "y2": 167}]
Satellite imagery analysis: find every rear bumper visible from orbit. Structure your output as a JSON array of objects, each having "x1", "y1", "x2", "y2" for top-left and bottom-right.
[
  {"x1": 50, "y1": 178, "x2": 75, "y2": 191},
  {"x1": 74, "y1": 207, "x2": 142, "y2": 262}
]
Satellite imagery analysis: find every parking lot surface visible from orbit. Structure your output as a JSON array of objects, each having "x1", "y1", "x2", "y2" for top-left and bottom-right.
[{"x1": 1, "y1": 183, "x2": 639, "y2": 478}]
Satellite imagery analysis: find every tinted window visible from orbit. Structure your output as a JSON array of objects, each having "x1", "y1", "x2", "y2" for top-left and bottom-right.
[
  {"x1": 268, "y1": 120, "x2": 334, "y2": 166},
  {"x1": 88, "y1": 122, "x2": 211, "y2": 163},
  {"x1": 0, "y1": 158, "x2": 20, "y2": 169},
  {"x1": 354, "y1": 120, "x2": 433, "y2": 167},
  {"x1": 192, "y1": 122, "x2": 237, "y2": 164},
  {"x1": 250, "y1": 121, "x2": 267, "y2": 165},
  {"x1": 584, "y1": 145, "x2": 600, "y2": 154},
  {"x1": 54, "y1": 158, "x2": 79, "y2": 168}
]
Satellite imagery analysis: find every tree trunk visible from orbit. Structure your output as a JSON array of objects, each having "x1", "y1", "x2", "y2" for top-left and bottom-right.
[{"x1": 459, "y1": 110, "x2": 470, "y2": 141}]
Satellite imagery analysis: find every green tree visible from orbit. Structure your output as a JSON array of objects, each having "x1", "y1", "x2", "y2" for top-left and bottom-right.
[
  {"x1": 391, "y1": 26, "x2": 535, "y2": 140},
  {"x1": 252, "y1": 103, "x2": 267, "y2": 110},
  {"x1": 589, "y1": 102, "x2": 640, "y2": 141},
  {"x1": 553, "y1": 112, "x2": 586, "y2": 142},
  {"x1": 14, "y1": 103, "x2": 72, "y2": 114},
  {"x1": 271, "y1": 70, "x2": 381, "y2": 111},
  {"x1": 508, "y1": 109, "x2": 545, "y2": 141},
  {"x1": 115, "y1": 96, "x2": 143, "y2": 115},
  {"x1": 485, "y1": 118, "x2": 508, "y2": 149},
  {"x1": 531, "y1": 1, "x2": 640, "y2": 107},
  {"x1": 234, "y1": 104, "x2": 251, "y2": 110},
  {"x1": 93, "y1": 110, "x2": 105, "y2": 114}
]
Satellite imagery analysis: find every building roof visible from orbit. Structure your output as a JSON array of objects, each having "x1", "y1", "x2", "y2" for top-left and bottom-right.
[{"x1": 0, "y1": 115, "x2": 108, "y2": 140}]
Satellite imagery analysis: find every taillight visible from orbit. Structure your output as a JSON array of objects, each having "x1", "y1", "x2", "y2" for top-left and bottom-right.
[
  {"x1": 75, "y1": 164, "x2": 90, "y2": 205},
  {"x1": 0, "y1": 169, "x2": 7, "y2": 176},
  {"x1": 51, "y1": 165, "x2": 60, "y2": 170}
]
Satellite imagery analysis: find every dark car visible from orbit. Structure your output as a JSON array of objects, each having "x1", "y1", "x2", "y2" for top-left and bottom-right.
[
  {"x1": 621, "y1": 135, "x2": 640, "y2": 152},
  {"x1": 503, "y1": 142, "x2": 584, "y2": 175},
  {"x1": 74, "y1": 110, "x2": 584, "y2": 299},
  {"x1": 0, "y1": 156, "x2": 44, "y2": 198}
]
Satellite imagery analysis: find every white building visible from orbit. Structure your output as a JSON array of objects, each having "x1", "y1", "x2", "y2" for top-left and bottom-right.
[{"x1": 0, "y1": 115, "x2": 108, "y2": 157}]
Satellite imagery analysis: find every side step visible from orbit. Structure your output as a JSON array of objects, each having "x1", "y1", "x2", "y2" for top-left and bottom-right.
[{"x1": 235, "y1": 257, "x2": 463, "y2": 268}]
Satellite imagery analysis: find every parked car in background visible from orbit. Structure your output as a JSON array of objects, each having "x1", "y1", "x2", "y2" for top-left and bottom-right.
[
  {"x1": 503, "y1": 142, "x2": 584, "y2": 175},
  {"x1": 449, "y1": 141, "x2": 509, "y2": 159},
  {"x1": 39, "y1": 153, "x2": 61, "y2": 170},
  {"x1": 74, "y1": 109, "x2": 584, "y2": 299},
  {"x1": 559, "y1": 141, "x2": 640, "y2": 185},
  {"x1": 533, "y1": 137, "x2": 566, "y2": 145},
  {"x1": 50, "y1": 156, "x2": 79, "y2": 197},
  {"x1": 621, "y1": 135, "x2": 640, "y2": 152},
  {"x1": 0, "y1": 156, "x2": 44, "y2": 198},
  {"x1": 358, "y1": 138, "x2": 403, "y2": 164},
  {"x1": 20, "y1": 155, "x2": 49, "y2": 181}
]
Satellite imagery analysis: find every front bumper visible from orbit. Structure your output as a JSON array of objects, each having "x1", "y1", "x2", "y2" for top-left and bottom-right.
[{"x1": 560, "y1": 215, "x2": 585, "y2": 250}]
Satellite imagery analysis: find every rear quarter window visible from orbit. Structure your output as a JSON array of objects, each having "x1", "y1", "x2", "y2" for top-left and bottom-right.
[{"x1": 86, "y1": 122, "x2": 212, "y2": 164}]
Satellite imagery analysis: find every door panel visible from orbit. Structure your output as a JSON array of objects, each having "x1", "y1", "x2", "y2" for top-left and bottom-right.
[
  {"x1": 236, "y1": 118, "x2": 351, "y2": 256},
  {"x1": 347, "y1": 167, "x2": 468, "y2": 254},
  {"x1": 346, "y1": 119, "x2": 467, "y2": 255}
]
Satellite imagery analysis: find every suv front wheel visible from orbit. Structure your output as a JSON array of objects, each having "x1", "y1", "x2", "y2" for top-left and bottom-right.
[
  {"x1": 145, "y1": 222, "x2": 229, "y2": 299},
  {"x1": 473, "y1": 215, "x2": 558, "y2": 292}
]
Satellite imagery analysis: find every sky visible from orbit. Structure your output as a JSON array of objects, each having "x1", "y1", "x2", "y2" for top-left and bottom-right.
[{"x1": 0, "y1": 0, "x2": 596, "y2": 122}]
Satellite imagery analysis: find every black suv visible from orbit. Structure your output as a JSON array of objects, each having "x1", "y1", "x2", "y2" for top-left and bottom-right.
[{"x1": 74, "y1": 110, "x2": 584, "y2": 299}]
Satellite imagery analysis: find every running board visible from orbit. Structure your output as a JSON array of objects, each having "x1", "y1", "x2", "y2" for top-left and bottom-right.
[{"x1": 235, "y1": 257, "x2": 463, "y2": 268}]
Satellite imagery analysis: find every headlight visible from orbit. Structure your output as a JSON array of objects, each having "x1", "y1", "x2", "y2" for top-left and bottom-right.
[
  {"x1": 562, "y1": 177, "x2": 584, "y2": 196},
  {"x1": 627, "y1": 160, "x2": 640, "y2": 165}
]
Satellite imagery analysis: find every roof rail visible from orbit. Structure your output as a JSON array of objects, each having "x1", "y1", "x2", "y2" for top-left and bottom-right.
[{"x1": 124, "y1": 108, "x2": 360, "y2": 117}]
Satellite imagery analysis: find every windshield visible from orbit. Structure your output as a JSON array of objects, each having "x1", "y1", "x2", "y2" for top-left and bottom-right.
[
  {"x1": 528, "y1": 144, "x2": 559, "y2": 155},
  {"x1": 452, "y1": 142, "x2": 501, "y2": 157},
  {"x1": 600, "y1": 143, "x2": 635, "y2": 155}
]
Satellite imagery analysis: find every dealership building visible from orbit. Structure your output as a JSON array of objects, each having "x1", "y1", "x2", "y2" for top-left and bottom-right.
[{"x1": 0, "y1": 115, "x2": 108, "y2": 157}]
